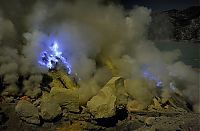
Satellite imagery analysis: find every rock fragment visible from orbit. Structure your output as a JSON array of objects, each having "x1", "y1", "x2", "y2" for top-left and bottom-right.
[
  {"x1": 87, "y1": 77, "x2": 123, "y2": 118},
  {"x1": 50, "y1": 87, "x2": 79, "y2": 112},
  {"x1": 127, "y1": 100, "x2": 146, "y2": 112},
  {"x1": 145, "y1": 117, "x2": 155, "y2": 126},
  {"x1": 40, "y1": 100, "x2": 62, "y2": 121},
  {"x1": 15, "y1": 100, "x2": 40, "y2": 125}
]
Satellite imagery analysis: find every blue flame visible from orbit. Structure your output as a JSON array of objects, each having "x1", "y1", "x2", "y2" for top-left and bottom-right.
[
  {"x1": 141, "y1": 66, "x2": 163, "y2": 87},
  {"x1": 38, "y1": 40, "x2": 72, "y2": 74}
]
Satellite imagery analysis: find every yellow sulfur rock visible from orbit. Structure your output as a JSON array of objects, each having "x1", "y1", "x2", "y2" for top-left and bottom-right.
[
  {"x1": 127, "y1": 100, "x2": 146, "y2": 112},
  {"x1": 48, "y1": 70, "x2": 78, "y2": 90},
  {"x1": 87, "y1": 77, "x2": 123, "y2": 118}
]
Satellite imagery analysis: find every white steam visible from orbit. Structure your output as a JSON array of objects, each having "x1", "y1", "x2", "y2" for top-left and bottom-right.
[{"x1": 0, "y1": 0, "x2": 199, "y2": 111}]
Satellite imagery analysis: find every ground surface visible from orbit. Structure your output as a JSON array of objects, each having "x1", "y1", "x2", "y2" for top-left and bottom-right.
[{"x1": 0, "y1": 103, "x2": 199, "y2": 131}]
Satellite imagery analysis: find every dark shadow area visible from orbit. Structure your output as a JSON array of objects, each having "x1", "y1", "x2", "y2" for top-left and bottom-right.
[
  {"x1": 0, "y1": 109, "x2": 9, "y2": 125},
  {"x1": 95, "y1": 108, "x2": 128, "y2": 127},
  {"x1": 41, "y1": 113, "x2": 63, "y2": 124}
]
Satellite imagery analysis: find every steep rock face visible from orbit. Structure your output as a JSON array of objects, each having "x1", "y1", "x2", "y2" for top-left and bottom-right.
[
  {"x1": 150, "y1": 6, "x2": 200, "y2": 41},
  {"x1": 87, "y1": 77, "x2": 124, "y2": 118},
  {"x1": 15, "y1": 100, "x2": 40, "y2": 124},
  {"x1": 166, "y1": 6, "x2": 200, "y2": 41}
]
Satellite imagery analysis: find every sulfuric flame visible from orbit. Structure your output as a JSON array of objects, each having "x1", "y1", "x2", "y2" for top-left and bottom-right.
[
  {"x1": 38, "y1": 40, "x2": 72, "y2": 74},
  {"x1": 141, "y1": 65, "x2": 163, "y2": 87}
]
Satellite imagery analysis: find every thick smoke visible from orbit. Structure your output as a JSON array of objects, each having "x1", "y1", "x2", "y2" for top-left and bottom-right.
[
  {"x1": 0, "y1": 0, "x2": 199, "y2": 111},
  {"x1": 0, "y1": 13, "x2": 46, "y2": 97},
  {"x1": 0, "y1": 14, "x2": 19, "y2": 96}
]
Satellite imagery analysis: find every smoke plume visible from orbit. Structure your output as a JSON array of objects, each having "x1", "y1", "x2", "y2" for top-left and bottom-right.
[{"x1": 0, "y1": 0, "x2": 199, "y2": 111}]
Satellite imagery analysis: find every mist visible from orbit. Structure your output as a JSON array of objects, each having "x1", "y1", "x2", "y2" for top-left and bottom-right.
[{"x1": 0, "y1": 0, "x2": 199, "y2": 112}]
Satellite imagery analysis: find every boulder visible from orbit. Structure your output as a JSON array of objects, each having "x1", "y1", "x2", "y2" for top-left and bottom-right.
[
  {"x1": 50, "y1": 87, "x2": 79, "y2": 112},
  {"x1": 39, "y1": 86, "x2": 80, "y2": 121},
  {"x1": 15, "y1": 100, "x2": 40, "y2": 124},
  {"x1": 40, "y1": 100, "x2": 62, "y2": 121},
  {"x1": 87, "y1": 77, "x2": 123, "y2": 118}
]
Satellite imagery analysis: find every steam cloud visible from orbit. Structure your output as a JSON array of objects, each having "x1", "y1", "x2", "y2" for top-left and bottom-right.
[{"x1": 0, "y1": 0, "x2": 199, "y2": 112}]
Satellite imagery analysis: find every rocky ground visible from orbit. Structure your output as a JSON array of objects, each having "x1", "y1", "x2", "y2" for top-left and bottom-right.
[
  {"x1": 0, "y1": 102, "x2": 200, "y2": 131},
  {"x1": 0, "y1": 71, "x2": 199, "y2": 131}
]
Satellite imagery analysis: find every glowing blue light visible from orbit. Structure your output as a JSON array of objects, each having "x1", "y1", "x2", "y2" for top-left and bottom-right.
[
  {"x1": 38, "y1": 40, "x2": 72, "y2": 74},
  {"x1": 142, "y1": 66, "x2": 163, "y2": 87}
]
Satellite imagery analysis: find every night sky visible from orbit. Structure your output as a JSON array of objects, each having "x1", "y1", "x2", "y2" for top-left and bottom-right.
[{"x1": 119, "y1": 0, "x2": 199, "y2": 10}]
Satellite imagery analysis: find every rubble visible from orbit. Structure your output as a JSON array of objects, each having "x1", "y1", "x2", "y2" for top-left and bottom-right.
[
  {"x1": 147, "y1": 95, "x2": 189, "y2": 112},
  {"x1": 37, "y1": 69, "x2": 80, "y2": 121},
  {"x1": 38, "y1": 75, "x2": 79, "y2": 121},
  {"x1": 62, "y1": 111, "x2": 90, "y2": 121},
  {"x1": 15, "y1": 100, "x2": 40, "y2": 125},
  {"x1": 1, "y1": 62, "x2": 198, "y2": 130},
  {"x1": 148, "y1": 97, "x2": 163, "y2": 111},
  {"x1": 2, "y1": 71, "x2": 200, "y2": 130},
  {"x1": 137, "y1": 113, "x2": 200, "y2": 131},
  {"x1": 56, "y1": 121, "x2": 88, "y2": 131},
  {"x1": 87, "y1": 77, "x2": 123, "y2": 118}
]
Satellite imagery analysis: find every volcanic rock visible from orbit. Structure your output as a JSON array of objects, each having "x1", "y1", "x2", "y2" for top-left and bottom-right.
[
  {"x1": 115, "y1": 78, "x2": 129, "y2": 109},
  {"x1": 147, "y1": 94, "x2": 189, "y2": 112},
  {"x1": 39, "y1": 93, "x2": 62, "y2": 121},
  {"x1": 166, "y1": 93, "x2": 190, "y2": 112},
  {"x1": 150, "y1": 6, "x2": 200, "y2": 41},
  {"x1": 50, "y1": 87, "x2": 79, "y2": 112},
  {"x1": 62, "y1": 111, "x2": 91, "y2": 121},
  {"x1": 15, "y1": 100, "x2": 40, "y2": 125},
  {"x1": 144, "y1": 117, "x2": 155, "y2": 126},
  {"x1": 137, "y1": 113, "x2": 200, "y2": 131},
  {"x1": 148, "y1": 97, "x2": 163, "y2": 111},
  {"x1": 33, "y1": 98, "x2": 41, "y2": 107},
  {"x1": 39, "y1": 83, "x2": 79, "y2": 120},
  {"x1": 127, "y1": 100, "x2": 146, "y2": 112},
  {"x1": 87, "y1": 77, "x2": 123, "y2": 118},
  {"x1": 48, "y1": 70, "x2": 78, "y2": 90},
  {"x1": 45, "y1": 70, "x2": 80, "y2": 112}
]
